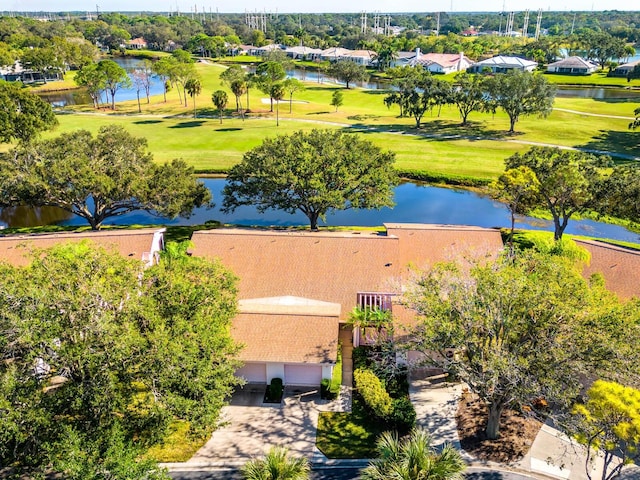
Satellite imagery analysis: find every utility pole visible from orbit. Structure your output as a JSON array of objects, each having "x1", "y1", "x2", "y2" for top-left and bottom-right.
[
  {"x1": 534, "y1": 8, "x2": 542, "y2": 40},
  {"x1": 522, "y1": 9, "x2": 529, "y2": 39},
  {"x1": 360, "y1": 11, "x2": 368, "y2": 34},
  {"x1": 570, "y1": 12, "x2": 576, "y2": 35},
  {"x1": 435, "y1": 11, "x2": 440, "y2": 35}
]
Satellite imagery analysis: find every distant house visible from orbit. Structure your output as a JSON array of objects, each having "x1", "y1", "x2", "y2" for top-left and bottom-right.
[
  {"x1": 391, "y1": 50, "x2": 419, "y2": 67},
  {"x1": 0, "y1": 228, "x2": 166, "y2": 268},
  {"x1": 610, "y1": 59, "x2": 640, "y2": 77},
  {"x1": 227, "y1": 44, "x2": 254, "y2": 56},
  {"x1": 342, "y1": 49, "x2": 376, "y2": 66},
  {"x1": 284, "y1": 45, "x2": 323, "y2": 60},
  {"x1": 252, "y1": 44, "x2": 283, "y2": 56},
  {"x1": 546, "y1": 56, "x2": 598, "y2": 75},
  {"x1": 127, "y1": 38, "x2": 148, "y2": 50},
  {"x1": 410, "y1": 52, "x2": 475, "y2": 74},
  {"x1": 468, "y1": 55, "x2": 537, "y2": 73},
  {"x1": 320, "y1": 47, "x2": 352, "y2": 62},
  {"x1": 461, "y1": 27, "x2": 480, "y2": 36}
]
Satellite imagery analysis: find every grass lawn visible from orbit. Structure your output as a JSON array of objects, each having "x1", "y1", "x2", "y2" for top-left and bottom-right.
[
  {"x1": 316, "y1": 396, "x2": 384, "y2": 459},
  {"x1": 543, "y1": 72, "x2": 639, "y2": 87},
  {"x1": 2, "y1": 61, "x2": 635, "y2": 185},
  {"x1": 145, "y1": 421, "x2": 206, "y2": 462}
]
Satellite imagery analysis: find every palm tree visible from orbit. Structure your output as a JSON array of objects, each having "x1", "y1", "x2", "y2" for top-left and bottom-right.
[
  {"x1": 242, "y1": 446, "x2": 310, "y2": 480},
  {"x1": 360, "y1": 430, "x2": 466, "y2": 480},
  {"x1": 212, "y1": 90, "x2": 228, "y2": 124},
  {"x1": 271, "y1": 83, "x2": 285, "y2": 127},
  {"x1": 185, "y1": 77, "x2": 202, "y2": 118}
]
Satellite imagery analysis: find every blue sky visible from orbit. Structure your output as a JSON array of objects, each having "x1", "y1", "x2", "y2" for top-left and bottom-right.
[{"x1": 7, "y1": 0, "x2": 637, "y2": 13}]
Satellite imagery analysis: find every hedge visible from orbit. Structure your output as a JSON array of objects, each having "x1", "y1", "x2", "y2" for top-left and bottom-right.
[{"x1": 354, "y1": 368, "x2": 392, "y2": 419}]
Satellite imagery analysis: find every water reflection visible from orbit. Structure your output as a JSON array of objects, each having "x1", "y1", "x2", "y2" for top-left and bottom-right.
[
  {"x1": 0, "y1": 205, "x2": 73, "y2": 228},
  {"x1": 1, "y1": 179, "x2": 638, "y2": 244}
]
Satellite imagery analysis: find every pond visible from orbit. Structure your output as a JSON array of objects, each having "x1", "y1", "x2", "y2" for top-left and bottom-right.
[
  {"x1": 1, "y1": 179, "x2": 638, "y2": 243},
  {"x1": 39, "y1": 57, "x2": 166, "y2": 107}
]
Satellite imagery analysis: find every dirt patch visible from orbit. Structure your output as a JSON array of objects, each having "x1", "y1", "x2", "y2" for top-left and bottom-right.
[{"x1": 456, "y1": 393, "x2": 542, "y2": 463}]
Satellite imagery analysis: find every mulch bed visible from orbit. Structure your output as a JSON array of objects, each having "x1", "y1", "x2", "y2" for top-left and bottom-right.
[{"x1": 456, "y1": 392, "x2": 543, "y2": 463}]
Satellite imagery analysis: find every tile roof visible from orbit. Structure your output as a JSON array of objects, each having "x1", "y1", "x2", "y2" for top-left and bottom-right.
[
  {"x1": 191, "y1": 228, "x2": 401, "y2": 319},
  {"x1": 384, "y1": 223, "x2": 504, "y2": 275},
  {"x1": 232, "y1": 311, "x2": 339, "y2": 363},
  {"x1": 475, "y1": 55, "x2": 537, "y2": 68},
  {"x1": 547, "y1": 56, "x2": 597, "y2": 69},
  {"x1": 575, "y1": 239, "x2": 640, "y2": 300},
  {"x1": 0, "y1": 229, "x2": 163, "y2": 267}
]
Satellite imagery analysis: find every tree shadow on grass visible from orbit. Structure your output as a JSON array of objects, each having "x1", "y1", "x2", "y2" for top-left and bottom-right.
[
  {"x1": 133, "y1": 119, "x2": 163, "y2": 125},
  {"x1": 577, "y1": 129, "x2": 640, "y2": 161},
  {"x1": 216, "y1": 127, "x2": 242, "y2": 132},
  {"x1": 307, "y1": 111, "x2": 331, "y2": 115},
  {"x1": 168, "y1": 121, "x2": 205, "y2": 129},
  {"x1": 344, "y1": 119, "x2": 517, "y2": 142}
]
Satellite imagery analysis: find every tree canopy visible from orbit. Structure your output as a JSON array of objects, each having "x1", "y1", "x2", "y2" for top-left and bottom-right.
[
  {"x1": 571, "y1": 381, "x2": 640, "y2": 480},
  {"x1": 0, "y1": 241, "x2": 241, "y2": 478},
  {"x1": 328, "y1": 60, "x2": 368, "y2": 89},
  {"x1": 403, "y1": 250, "x2": 631, "y2": 440},
  {"x1": 0, "y1": 81, "x2": 58, "y2": 143},
  {"x1": 484, "y1": 70, "x2": 556, "y2": 133},
  {"x1": 222, "y1": 129, "x2": 398, "y2": 230},
  {"x1": 505, "y1": 146, "x2": 607, "y2": 241},
  {"x1": 0, "y1": 125, "x2": 211, "y2": 230}
]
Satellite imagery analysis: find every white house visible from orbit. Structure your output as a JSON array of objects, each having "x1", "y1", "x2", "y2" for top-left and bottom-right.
[
  {"x1": 410, "y1": 52, "x2": 475, "y2": 74},
  {"x1": 468, "y1": 55, "x2": 537, "y2": 73},
  {"x1": 284, "y1": 45, "x2": 323, "y2": 60},
  {"x1": 320, "y1": 47, "x2": 352, "y2": 62},
  {"x1": 546, "y1": 56, "x2": 598, "y2": 75},
  {"x1": 611, "y1": 59, "x2": 640, "y2": 77}
]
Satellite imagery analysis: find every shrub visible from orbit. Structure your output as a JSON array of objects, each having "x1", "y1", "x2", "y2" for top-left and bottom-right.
[
  {"x1": 352, "y1": 346, "x2": 370, "y2": 370},
  {"x1": 321, "y1": 378, "x2": 333, "y2": 400},
  {"x1": 388, "y1": 396, "x2": 417, "y2": 434},
  {"x1": 266, "y1": 378, "x2": 283, "y2": 403},
  {"x1": 354, "y1": 368, "x2": 392, "y2": 419}
]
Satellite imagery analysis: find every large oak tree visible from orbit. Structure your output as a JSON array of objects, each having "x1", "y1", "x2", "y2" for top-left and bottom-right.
[
  {"x1": 484, "y1": 70, "x2": 556, "y2": 133},
  {"x1": 403, "y1": 250, "x2": 635, "y2": 440},
  {"x1": 505, "y1": 146, "x2": 607, "y2": 241},
  {"x1": 222, "y1": 129, "x2": 398, "y2": 231},
  {"x1": 0, "y1": 125, "x2": 211, "y2": 230},
  {"x1": 0, "y1": 242, "x2": 241, "y2": 479},
  {"x1": 0, "y1": 81, "x2": 58, "y2": 143}
]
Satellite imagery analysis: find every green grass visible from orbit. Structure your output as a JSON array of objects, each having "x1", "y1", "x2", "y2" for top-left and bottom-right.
[
  {"x1": 316, "y1": 396, "x2": 384, "y2": 459},
  {"x1": 330, "y1": 342, "x2": 343, "y2": 397},
  {"x1": 544, "y1": 72, "x2": 640, "y2": 87},
  {"x1": 145, "y1": 421, "x2": 206, "y2": 462}
]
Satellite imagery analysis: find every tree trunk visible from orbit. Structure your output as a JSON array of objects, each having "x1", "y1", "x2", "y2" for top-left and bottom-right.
[
  {"x1": 486, "y1": 403, "x2": 504, "y2": 440},
  {"x1": 219, "y1": 110, "x2": 223, "y2": 124},
  {"x1": 276, "y1": 101, "x2": 279, "y2": 126},
  {"x1": 270, "y1": 96, "x2": 273, "y2": 112},
  {"x1": 509, "y1": 116, "x2": 516, "y2": 133},
  {"x1": 246, "y1": 88, "x2": 250, "y2": 111},
  {"x1": 553, "y1": 217, "x2": 567, "y2": 241},
  {"x1": 137, "y1": 91, "x2": 141, "y2": 113},
  {"x1": 309, "y1": 213, "x2": 320, "y2": 232},
  {"x1": 183, "y1": 87, "x2": 188, "y2": 107},
  {"x1": 509, "y1": 211, "x2": 516, "y2": 257}
]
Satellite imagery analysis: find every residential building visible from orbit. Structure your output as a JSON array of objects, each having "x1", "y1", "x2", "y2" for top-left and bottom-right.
[
  {"x1": 610, "y1": 59, "x2": 640, "y2": 77},
  {"x1": 190, "y1": 224, "x2": 504, "y2": 386},
  {"x1": 284, "y1": 46, "x2": 323, "y2": 60},
  {"x1": 0, "y1": 228, "x2": 165, "y2": 267},
  {"x1": 320, "y1": 47, "x2": 352, "y2": 62},
  {"x1": 546, "y1": 56, "x2": 598, "y2": 75},
  {"x1": 468, "y1": 55, "x2": 537, "y2": 73},
  {"x1": 127, "y1": 38, "x2": 148, "y2": 50},
  {"x1": 410, "y1": 52, "x2": 475, "y2": 74}
]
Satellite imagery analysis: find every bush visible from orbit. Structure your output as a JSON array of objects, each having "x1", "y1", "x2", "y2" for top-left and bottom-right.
[
  {"x1": 388, "y1": 396, "x2": 417, "y2": 434},
  {"x1": 265, "y1": 378, "x2": 283, "y2": 403},
  {"x1": 321, "y1": 378, "x2": 333, "y2": 400},
  {"x1": 352, "y1": 346, "x2": 370, "y2": 370},
  {"x1": 354, "y1": 368, "x2": 392, "y2": 419}
]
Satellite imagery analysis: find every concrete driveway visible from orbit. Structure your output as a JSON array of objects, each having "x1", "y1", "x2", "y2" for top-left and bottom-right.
[{"x1": 188, "y1": 385, "x2": 337, "y2": 463}]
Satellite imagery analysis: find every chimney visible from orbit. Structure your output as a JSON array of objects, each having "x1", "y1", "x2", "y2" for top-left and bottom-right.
[{"x1": 415, "y1": 47, "x2": 421, "y2": 58}]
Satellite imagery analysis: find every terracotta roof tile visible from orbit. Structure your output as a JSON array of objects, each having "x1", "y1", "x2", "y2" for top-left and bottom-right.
[
  {"x1": 232, "y1": 312, "x2": 339, "y2": 363},
  {"x1": 0, "y1": 229, "x2": 162, "y2": 266},
  {"x1": 576, "y1": 239, "x2": 640, "y2": 300}
]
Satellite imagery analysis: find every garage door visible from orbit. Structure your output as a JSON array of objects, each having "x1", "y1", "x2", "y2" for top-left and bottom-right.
[
  {"x1": 284, "y1": 364, "x2": 322, "y2": 386},
  {"x1": 236, "y1": 363, "x2": 267, "y2": 383}
]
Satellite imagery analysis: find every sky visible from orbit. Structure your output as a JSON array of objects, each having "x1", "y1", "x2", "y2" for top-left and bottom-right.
[{"x1": 6, "y1": 0, "x2": 638, "y2": 14}]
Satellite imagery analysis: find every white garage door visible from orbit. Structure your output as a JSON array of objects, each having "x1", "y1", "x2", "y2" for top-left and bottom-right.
[
  {"x1": 284, "y1": 364, "x2": 322, "y2": 386},
  {"x1": 236, "y1": 363, "x2": 267, "y2": 383}
]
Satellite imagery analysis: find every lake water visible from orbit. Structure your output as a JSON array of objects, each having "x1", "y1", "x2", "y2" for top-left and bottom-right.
[
  {"x1": 1, "y1": 179, "x2": 638, "y2": 243},
  {"x1": 39, "y1": 57, "x2": 166, "y2": 107}
]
